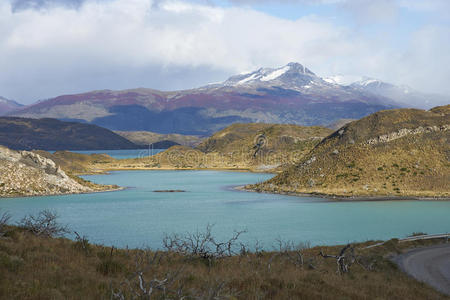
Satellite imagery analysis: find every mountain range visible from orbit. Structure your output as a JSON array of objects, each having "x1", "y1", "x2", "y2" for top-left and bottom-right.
[{"x1": 4, "y1": 62, "x2": 448, "y2": 135}]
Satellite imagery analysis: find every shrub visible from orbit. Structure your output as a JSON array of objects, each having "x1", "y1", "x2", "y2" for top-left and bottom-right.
[{"x1": 18, "y1": 210, "x2": 69, "y2": 238}]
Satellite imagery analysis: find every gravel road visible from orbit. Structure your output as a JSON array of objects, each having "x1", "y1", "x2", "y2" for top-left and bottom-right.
[{"x1": 394, "y1": 243, "x2": 450, "y2": 296}]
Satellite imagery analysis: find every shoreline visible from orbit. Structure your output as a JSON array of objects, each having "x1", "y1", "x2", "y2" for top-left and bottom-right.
[
  {"x1": 3, "y1": 167, "x2": 448, "y2": 201},
  {"x1": 0, "y1": 186, "x2": 125, "y2": 199},
  {"x1": 235, "y1": 185, "x2": 450, "y2": 202}
]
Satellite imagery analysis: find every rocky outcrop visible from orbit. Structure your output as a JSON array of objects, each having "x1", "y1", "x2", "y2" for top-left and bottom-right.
[
  {"x1": 0, "y1": 146, "x2": 94, "y2": 197},
  {"x1": 365, "y1": 124, "x2": 449, "y2": 145}
]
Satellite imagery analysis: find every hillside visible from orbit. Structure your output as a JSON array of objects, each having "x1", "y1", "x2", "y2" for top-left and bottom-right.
[
  {"x1": 248, "y1": 105, "x2": 450, "y2": 198},
  {"x1": 33, "y1": 150, "x2": 115, "y2": 175},
  {"x1": 195, "y1": 123, "x2": 332, "y2": 170},
  {"x1": 0, "y1": 96, "x2": 22, "y2": 116},
  {"x1": 115, "y1": 131, "x2": 204, "y2": 147},
  {"x1": 46, "y1": 124, "x2": 333, "y2": 173},
  {"x1": 0, "y1": 117, "x2": 143, "y2": 150},
  {"x1": 0, "y1": 223, "x2": 447, "y2": 299},
  {"x1": 0, "y1": 146, "x2": 114, "y2": 197},
  {"x1": 9, "y1": 63, "x2": 398, "y2": 135}
]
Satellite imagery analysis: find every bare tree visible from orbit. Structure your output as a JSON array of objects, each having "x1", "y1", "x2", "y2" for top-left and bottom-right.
[
  {"x1": 162, "y1": 224, "x2": 247, "y2": 262},
  {"x1": 0, "y1": 210, "x2": 11, "y2": 237},
  {"x1": 319, "y1": 244, "x2": 356, "y2": 274},
  {"x1": 18, "y1": 209, "x2": 69, "y2": 237},
  {"x1": 111, "y1": 250, "x2": 183, "y2": 300}
]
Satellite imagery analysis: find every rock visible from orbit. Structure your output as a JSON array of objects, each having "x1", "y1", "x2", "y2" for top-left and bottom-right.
[
  {"x1": 0, "y1": 146, "x2": 93, "y2": 197},
  {"x1": 308, "y1": 179, "x2": 315, "y2": 187},
  {"x1": 332, "y1": 149, "x2": 339, "y2": 155}
]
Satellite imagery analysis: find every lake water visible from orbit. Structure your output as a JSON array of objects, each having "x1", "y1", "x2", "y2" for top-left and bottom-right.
[
  {"x1": 56, "y1": 149, "x2": 166, "y2": 159},
  {"x1": 1, "y1": 170, "x2": 449, "y2": 250}
]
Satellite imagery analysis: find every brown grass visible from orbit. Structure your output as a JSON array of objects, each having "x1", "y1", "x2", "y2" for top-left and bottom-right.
[{"x1": 0, "y1": 226, "x2": 448, "y2": 299}]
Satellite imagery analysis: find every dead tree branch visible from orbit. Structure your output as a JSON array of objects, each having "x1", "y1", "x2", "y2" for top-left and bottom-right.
[
  {"x1": 319, "y1": 244, "x2": 356, "y2": 274},
  {"x1": 162, "y1": 224, "x2": 247, "y2": 262}
]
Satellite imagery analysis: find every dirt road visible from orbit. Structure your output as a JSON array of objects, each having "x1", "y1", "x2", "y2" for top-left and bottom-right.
[{"x1": 394, "y1": 243, "x2": 450, "y2": 296}]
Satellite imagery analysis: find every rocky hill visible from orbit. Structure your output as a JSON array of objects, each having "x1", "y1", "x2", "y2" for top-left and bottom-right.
[
  {"x1": 0, "y1": 117, "x2": 143, "y2": 150},
  {"x1": 248, "y1": 105, "x2": 450, "y2": 198},
  {"x1": 0, "y1": 146, "x2": 114, "y2": 197},
  {"x1": 9, "y1": 63, "x2": 398, "y2": 135}
]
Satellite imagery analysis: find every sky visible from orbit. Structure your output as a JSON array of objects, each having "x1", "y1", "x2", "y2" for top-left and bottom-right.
[{"x1": 1, "y1": 0, "x2": 450, "y2": 104}]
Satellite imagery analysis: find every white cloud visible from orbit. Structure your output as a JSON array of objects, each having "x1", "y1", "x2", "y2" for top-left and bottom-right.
[{"x1": 0, "y1": 0, "x2": 449, "y2": 104}]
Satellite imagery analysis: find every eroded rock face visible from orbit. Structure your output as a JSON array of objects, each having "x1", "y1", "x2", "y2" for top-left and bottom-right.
[
  {"x1": 365, "y1": 125, "x2": 449, "y2": 145},
  {"x1": 0, "y1": 146, "x2": 93, "y2": 197}
]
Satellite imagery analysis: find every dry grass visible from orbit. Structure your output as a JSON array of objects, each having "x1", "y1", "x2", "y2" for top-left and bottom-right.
[
  {"x1": 0, "y1": 225, "x2": 448, "y2": 299},
  {"x1": 253, "y1": 106, "x2": 450, "y2": 198}
]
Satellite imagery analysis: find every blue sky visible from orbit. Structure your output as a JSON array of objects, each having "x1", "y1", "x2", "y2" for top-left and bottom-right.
[{"x1": 2, "y1": 0, "x2": 450, "y2": 104}]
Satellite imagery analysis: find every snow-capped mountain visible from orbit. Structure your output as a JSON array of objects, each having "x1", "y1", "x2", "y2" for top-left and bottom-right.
[
  {"x1": 0, "y1": 96, "x2": 23, "y2": 115},
  {"x1": 350, "y1": 77, "x2": 449, "y2": 109},
  {"x1": 221, "y1": 62, "x2": 319, "y2": 88},
  {"x1": 10, "y1": 63, "x2": 402, "y2": 134}
]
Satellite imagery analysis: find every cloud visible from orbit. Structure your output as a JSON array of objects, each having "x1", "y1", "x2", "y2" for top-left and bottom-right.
[
  {"x1": 10, "y1": 0, "x2": 85, "y2": 10},
  {"x1": 0, "y1": 0, "x2": 449, "y2": 105}
]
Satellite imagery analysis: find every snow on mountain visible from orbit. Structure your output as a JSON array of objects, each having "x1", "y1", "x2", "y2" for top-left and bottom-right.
[
  {"x1": 260, "y1": 65, "x2": 291, "y2": 81},
  {"x1": 222, "y1": 62, "x2": 318, "y2": 88},
  {"x1": 349, "y1": 77, "x2": 449, "y2": 108},
  {"x1": 15, "y1": 62, "x2": 440, "y2": 134},
  {"x1": 323, "y1": 75, "x2": 362, "y2": 85}
]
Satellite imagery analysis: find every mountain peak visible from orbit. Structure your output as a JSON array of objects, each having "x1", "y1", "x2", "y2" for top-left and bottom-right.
[
  {"x1": 222, "y1": 62, "x2": 317, "y2": 87},
  {"x1": 286, "y1": 62, "x2": 315, "y2": 76}
]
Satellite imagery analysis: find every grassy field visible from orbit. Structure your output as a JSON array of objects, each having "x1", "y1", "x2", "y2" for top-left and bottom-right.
[{"x1": 0, "y1": 215, "x2": 448, "y2": 299}]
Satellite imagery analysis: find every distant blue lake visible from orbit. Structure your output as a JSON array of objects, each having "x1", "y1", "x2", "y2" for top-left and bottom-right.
[
  {"x1": 52, "y1": 149, "x2": 166, "y2": 159},
  {"x1": 1, "y1": 170, "x2": 449, "y2": 249}
]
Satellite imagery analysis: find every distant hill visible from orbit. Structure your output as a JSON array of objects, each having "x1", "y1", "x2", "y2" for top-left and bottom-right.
[
  {"x1": 326, "y1": 118, "x2": 356, "y2": 131},
  {"x1": 46, "y1": 123, "x2": 333, "y2": 173},
  {"x1": 0, "y1": 96, "x2": 22, "y2": 115},
  {"x1": 149, "y1": 140, "x2": 180, "y2": 149},
  {"x1": 196, "y1": 123, "x2": 332, "y2": 155},
  {"x1": 115, "y1": 131, "x2": 204, "y2": 147},
  {"x1": 249, "y1": 105, "x2": 450, "y2": 198},
  {"x1": 9, "y1": 62, "x2": 399, "y2": 135},
  {"x1": 0, "y1": 117, "x2": 143, "y2": 150},
  {"x1": 102, "y1": 123, "x2": 334, "y2": 172}
]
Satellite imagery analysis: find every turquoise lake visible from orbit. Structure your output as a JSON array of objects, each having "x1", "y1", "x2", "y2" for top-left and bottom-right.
[{"x1": 1, "y1": 170, "x2": 449, "y2": 249}]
